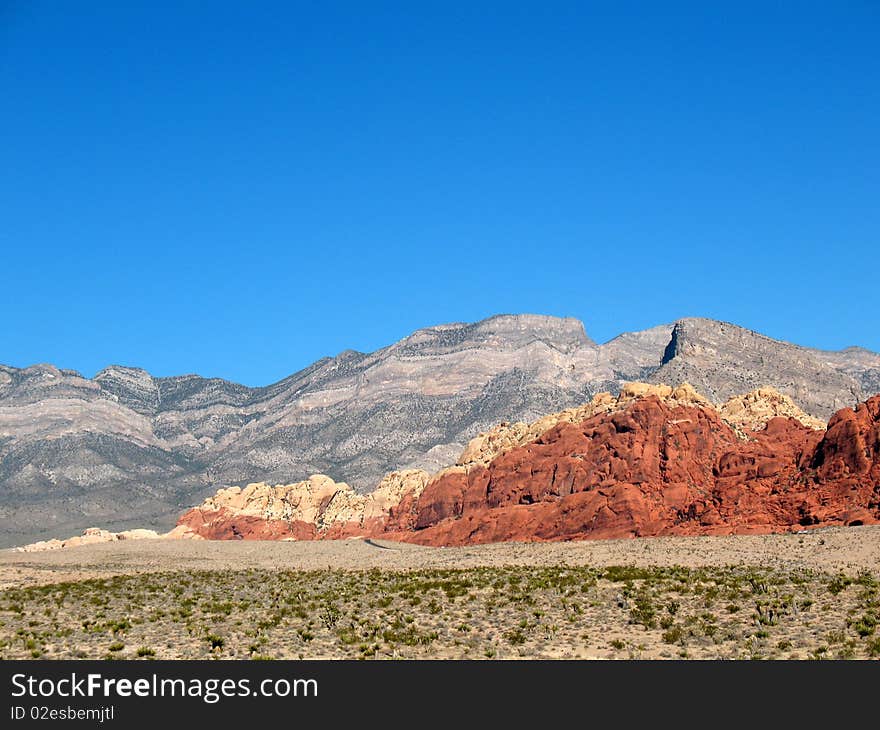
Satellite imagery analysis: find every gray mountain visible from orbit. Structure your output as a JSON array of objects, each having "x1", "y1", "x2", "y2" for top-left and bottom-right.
[
  {"x1": 1, "y1": 314, "x2": 878, "y2": 547},
  {"x1": 650, "y1": 318, "x2": 878, "y2": 413}
]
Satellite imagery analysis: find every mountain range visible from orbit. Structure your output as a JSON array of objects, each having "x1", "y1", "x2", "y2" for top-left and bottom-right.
[{"x1": 2, "y1": 314, "x2": 879, "y2": 547}]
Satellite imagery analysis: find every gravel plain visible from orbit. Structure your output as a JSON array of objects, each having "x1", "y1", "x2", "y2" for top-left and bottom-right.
[{"x1": 1, "y1": 528, "x2": 877, "y2": 660}]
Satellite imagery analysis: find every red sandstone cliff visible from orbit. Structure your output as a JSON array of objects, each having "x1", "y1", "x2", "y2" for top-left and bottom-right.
[{"x1": 174, "y1": 393, "x2": 880, "y2": 546}]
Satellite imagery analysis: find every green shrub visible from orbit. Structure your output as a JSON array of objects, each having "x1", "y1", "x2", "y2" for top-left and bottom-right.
[
  {"x1": 504, "y1": 629, "x2": 527, "y2": 646},
  {"x1": 662, "y1": 626, "x2": 683, "y2": 644}
]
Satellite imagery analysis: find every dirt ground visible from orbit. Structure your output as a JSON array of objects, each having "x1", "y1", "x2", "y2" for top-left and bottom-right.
[{"x1": 1, "y1": 527, "x2": 878, "y2": 660}]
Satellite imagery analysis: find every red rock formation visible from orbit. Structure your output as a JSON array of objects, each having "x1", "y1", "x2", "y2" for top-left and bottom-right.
[
  {"x1": 813, "y1": 397, "x2": 880, "y2": 480},
  {"x1": 175, "y1": 395, "x2": 880, "y2": 545},
  {"x1": 174, "y1": 509, "x2": 318, "y2": 541}
]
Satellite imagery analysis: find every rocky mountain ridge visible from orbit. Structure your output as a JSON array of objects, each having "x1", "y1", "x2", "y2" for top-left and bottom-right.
[{"x1": 2, "y1": 314, "x2": 878, "y2": 546}]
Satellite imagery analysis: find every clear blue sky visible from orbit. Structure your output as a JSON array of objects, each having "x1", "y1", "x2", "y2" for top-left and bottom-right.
[{"x1": 2, "y1": 2, "x2": 877, "y2": 385}]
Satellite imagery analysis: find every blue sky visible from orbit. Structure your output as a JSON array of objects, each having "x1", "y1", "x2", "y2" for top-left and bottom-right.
[{"x1": 2, "y1": 2, "x2": 877, "y2": 384}]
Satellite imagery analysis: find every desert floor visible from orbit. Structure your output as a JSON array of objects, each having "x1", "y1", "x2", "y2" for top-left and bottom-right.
[{"x1": 1, "y1": 527, "x2": 878, "y2": 660}]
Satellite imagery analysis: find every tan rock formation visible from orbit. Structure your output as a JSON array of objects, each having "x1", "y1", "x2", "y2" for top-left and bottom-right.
[
  {"x1": 622, "y1": 381, "x2": 715, "y2": 408},
  {"x1": 14, "y1": 527, "x2": 161, "y2": 552},
  {"x1": 173, "y1": 469, "x2": 432, "y2": 540},
  {"x1": 199, "y1": 475, "x2": 345, "y2": 524},
  {"x1": 322, "y1": 469, "x2": 430, "y2": 528},
  {"x1": 719, "y1": 387, "x2": 826, "y2": 434},
  {"x1": 14, "y1": 538, "x2": 64, "y2": 552}
]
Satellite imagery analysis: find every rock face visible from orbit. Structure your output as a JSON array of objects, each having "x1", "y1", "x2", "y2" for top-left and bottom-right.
[
  {"x1": 173, "y1": 388, "x2": 880, "y2": 546},
  {"x1": 2, "y1": 314, "x2": 879, "y2": 547}
]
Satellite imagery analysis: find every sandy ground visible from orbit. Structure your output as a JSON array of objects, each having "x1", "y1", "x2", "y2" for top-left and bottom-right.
[{"x1": 1, "y1": 526, "x2": 878, "y2": 589}]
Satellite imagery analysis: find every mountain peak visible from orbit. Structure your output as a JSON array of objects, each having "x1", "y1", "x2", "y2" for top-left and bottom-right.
[
  {"x1": 93, "y1": 365, "x2": 159, "y2": 413},
  {"x1": 473, "y1": 313, "x2": 594, "y2": 347},
  {"x1": 394, "y1": 313, "x2": 594, "y2": 357},
  {"x1": 95, "y1": 364, "x2": 154, "y2": 381},
  {"x1": 654, "y1": 318, "x2": 864, "y2": 416}
]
